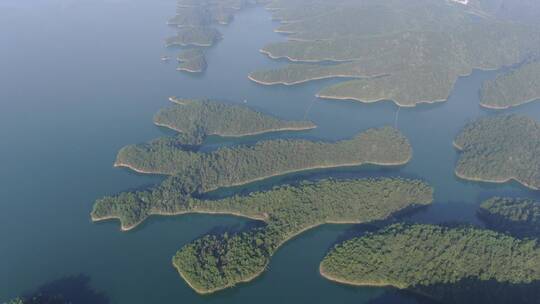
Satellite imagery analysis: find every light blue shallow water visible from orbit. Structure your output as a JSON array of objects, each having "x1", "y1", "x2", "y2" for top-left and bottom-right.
[{"x1": 1, "y1": 1, "x2": 539, "y2": 303}]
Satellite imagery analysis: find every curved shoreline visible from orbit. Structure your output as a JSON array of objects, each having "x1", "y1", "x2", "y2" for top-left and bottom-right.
[
  {"x1": 92, "y1": 209, "x2": 268, "y2": 232},
  {"x1": 172, "y1": 210, "x2": 419, "y2": 294},
  {"x1": 316, "y1": 93, "x2": 447, "y2": 108},
  {"x1": 454, "y1": 169, "x2": 538, "y2": 190},
  {"x1": 480, "y1": 96, "x2": 540, "y2": 110},
  {"x1": 453, "y1": 141, "x2": 538, "y2": 190},
  {"x1": 319, "y1": 266, "x2": 398, "y2": 288},
  {"x1": 177, "y1": 67, "x2": 203, "y2": 73},
  {"x1": 113, "y1": 157, "x2": 411, "y2": 183},
  {"x1": 259, "y1": 48, "x2": 355, "y2": 63},
  {"x1": 248, "y1": 74, "x2": 362, "y2": 86},
  {"x1": 153, "y1": 119, "x2": 316, "y2": 137}
]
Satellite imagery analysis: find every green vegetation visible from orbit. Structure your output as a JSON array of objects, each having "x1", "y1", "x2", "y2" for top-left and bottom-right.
[
  {"x1": 479, "y1": 197, "x2": 540, "y2": 238},
  {"x1": 177, "y1": 48, "x2": 207, "y2": 73},
  {"x1": 96, "y1": 127, "x2": 412, "y2": 230},
  {"x1": 166, "y1": 0, "x2": 264, "y2": 72},
  {"x1": 454, "y1": 115, "x2": 540, "y2": 190},
  {"x1": 153, "y1": 97, "x2": 315, "y2": 145},
  {"x1": 168, "y1": 178, "x2": 431, "y2": 293},
  {"x1": 249, "y1": 0, "x2": 540, "y2": 107},
  {"x1": 115, "y1": 126, "x2": 410, "y2": 178},
  {"x1": 320, "y1": 223, "x2": 540, "y2": 303},
  {"x1": 165, "y1": 27, "x2": 221, "y2": 47},
  {"x1": 480, "y1": 60, "x2": 540, "y2": 109}
]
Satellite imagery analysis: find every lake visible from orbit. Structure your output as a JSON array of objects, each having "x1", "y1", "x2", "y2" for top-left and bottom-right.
[{"x1": 1, "y1": 0, "x2": 539, "y2": 303}]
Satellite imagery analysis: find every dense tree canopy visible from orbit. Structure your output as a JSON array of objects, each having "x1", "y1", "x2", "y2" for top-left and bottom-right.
[
  {"x1": 479, "y1": 197, "x2": 540, "y2": 239},
  {"x1": 480, "y1": 60, "x2": 540, "y2": 109},
  {"x1": 116, "y1": 126, "x2": 411, "y2": 178},
  {"x1": 249, "y1": 0, "x2": 540, "y2": 106},
  {"x1": 454, "y1": 115, "x2": 540, "y2": 190},
  {"x1": 177, "y1": 48, "x2": 207, "y2": 73},
  {"x1": 170, "y1": 178, "x2": 433, "y2": 293},
  {"x1": 321, "y1": 223, "x2": 540, "y2": 303},
  {"x1": 153, "y1": 97, "x2": 315, "y2": 145}
]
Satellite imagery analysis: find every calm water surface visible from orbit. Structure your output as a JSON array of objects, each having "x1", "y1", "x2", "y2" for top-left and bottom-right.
[{"x1": 1, "y1": 0, "x2": 539, "y2": 303}]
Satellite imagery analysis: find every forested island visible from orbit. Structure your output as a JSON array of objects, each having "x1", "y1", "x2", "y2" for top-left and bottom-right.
[
  {"x1": 248, "y1": 0, "x2": 540, "y2": 107},
  {"x1": 454, "y1": 115, "x2": 540, "y2": 190},
  {"x1": 92, "y1": 178, "x2": 432, "y2": 294},
  {"x1": 478, "y1": 197, "x2": 540, "y2": 238},
  {"x1": 480, "y1": 60, "x2": 540, "y2": 109},
  {"x1": 97, "y1": 126, "x2": 412, "y2": 230},
  {"x1": 177, "y1": 49, "x2": 207, "y2": 73},
  {"x1": 152, "y1": 97, "x2": 315, "y2": 145},
  {"x1": 320, "y1": 223, "x2": 540, "y2": 304},
  {"x1": 115, "y1": 126, "x2": 411, "y2": 179},
  {"x1": 166, "y1": 0, "x2": 263, "y2": 73}
]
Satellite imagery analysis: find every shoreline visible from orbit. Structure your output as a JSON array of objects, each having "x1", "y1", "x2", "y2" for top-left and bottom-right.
[
  {"x1": 479, "y1": 96, "x2": 540, "y2": 110},
  {"x1": 248, "y1": 73, "x2": 361, "y2": 86},
  {"x1": 316, "y1": 93, "x2": 447, "y2": 108},
  {"x1": 177, "y1": 67, "x2": 203, "y2": 73},
  {"x1": 170, "y1": 206, "x2": 421, "y2": 294},
  {"x1": 453, "y1": 141, "x2": 538, "y2": 190},
  {"x1": 91, "y1": 209, "x2": 268, "y2": 232},
  {"x1": 454, "y1": 169, "x2": 538, "y2": 190},
  {"x1": 319, "y1": 266, "x2": 398, "y2": 288},
  {"x1": 259, "y1": 48, "x2": 353, "y2": 63},
  {"x1": 173, "y1": 258, "x2": 268, "y2": 295},
  {"x1": 113, "y1": 156, "x2": 411, "y2": 183}
]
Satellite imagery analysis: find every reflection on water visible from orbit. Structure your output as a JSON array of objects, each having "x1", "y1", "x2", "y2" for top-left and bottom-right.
[{"x1": 20, "y1": 275, "x2": 108, "y2": 304}]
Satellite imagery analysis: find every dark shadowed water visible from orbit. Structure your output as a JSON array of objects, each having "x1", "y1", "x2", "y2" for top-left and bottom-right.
[{"x1": 1, "y1": 0, "x2": 539, "y2": 303}]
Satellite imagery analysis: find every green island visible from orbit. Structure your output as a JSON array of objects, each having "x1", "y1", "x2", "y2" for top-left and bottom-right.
[
  {"x1": 165, "y1": 27, "x2": 221, "y2": 47},
  {"x1": 320, "y1": 223, "x2": 540, "y2": 304},
  {"x1": 99, "y1": 178, "x2": 432, "y2": 293},
  {"x1": 480, "y1": 60, "x2": 540, "y2": 109},
  {"x1": 152, "y1": 97, "x2": 315, "y2": 146},
  {"x1": 177, "y1": 48, "x2": 207, "y2": 73},
  {"x1": 478, "y1": 197, "x2": 540, "y2": 238},
  {"x1": 454, "y1": 114, "x2": 540, "y2": 190},
  {"x1": 166, "y1": 0, "x2": 264, "y2": 73},
  {"x1": 249, "y1": 0, "x2": 540, "y2": 107},
  {"x1": 114, "y1": 126, "x2": 411, "y2": 178},
  {"x1": 96, "y1": 126, "x2": 412, "y2": 230}
]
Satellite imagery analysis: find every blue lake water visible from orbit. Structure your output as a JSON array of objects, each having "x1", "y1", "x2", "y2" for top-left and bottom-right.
[{"x1": 1, "y1": 0, "x2": 539, "y2": 303}]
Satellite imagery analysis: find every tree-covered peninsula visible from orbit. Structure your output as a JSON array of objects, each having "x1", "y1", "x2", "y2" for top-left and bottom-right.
[
  {"x1": 478, "y1": 197, "x2": 540, "y2": 239},
  {"x1": 166, "y1": 0, "x2": 264, "y2": 73},
  {"x1": 165, "y1": 27, "x2": 221, "y2": 47},
  {"x1": 320, "y1": 223, "x2": 540, "y2": 304},
  {"x1": 454, "y1": 115, "x2": 540, "y2": 190},
  {"x1": 480, "y1": 60, "x2": 540, "y2": 109},
  {"x1": 249, "y1": 0, "x2": 540, "y2": 107},
  {"x1": 94, "y1": 178, "x2": 431, "y2": 294},
  {"x1": 97, "y1": 127, "x2": 412, "y2": 230},
  {"x1": 177, "y1": 49, "x2": 207, "y2": 73},
  {"x1": 152, "y1": 97, "x2": 315, "y2": 145},
  {"x1": 115, "y1": 126, "x2": 411, "y2": 178}
]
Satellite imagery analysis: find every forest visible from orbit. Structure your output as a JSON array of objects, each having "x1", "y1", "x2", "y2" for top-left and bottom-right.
[
  {"x1": 480, "y1": 60, "x2": 540, "y2": 109},
  {"x1": 153, "y1": 97, "x2": 315, "y2": 145},
  {"x1": 454, "y1": 115, "x2": 540, "y2": 190},
  {"x1": 170, "y1": 178, "x2": 433, "y2": 293},
  {"x1": 249, "y1": 0, "x2": 540, "y2": 107},
  {"x1": 115, "y1": 127, "x2": 411, "y2": 178},
  {"x1": 478, "y1": 197, "x2": 540, "y2": 239},
  {"x1": 177, "y1": 48, "x2": 207, "y2": 73},
  {"x1": 320, "y1": 223, "x2": 540, "y2": 304}
]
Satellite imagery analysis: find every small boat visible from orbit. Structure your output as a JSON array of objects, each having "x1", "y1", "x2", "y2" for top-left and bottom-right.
[{"x1": 160, "y1": 55, "x2": 171, "y2": 62}]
